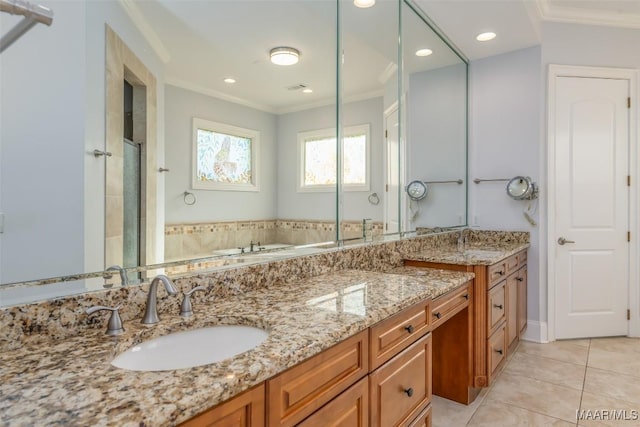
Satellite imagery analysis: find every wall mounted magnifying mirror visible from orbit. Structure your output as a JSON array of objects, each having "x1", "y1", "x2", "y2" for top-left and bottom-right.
[
  {"x1": 506, "y1": 176, "x2": 538, "y2": 200},
  {"x1": 406, "y1": 180, "x2": 428, "y2": 201}
]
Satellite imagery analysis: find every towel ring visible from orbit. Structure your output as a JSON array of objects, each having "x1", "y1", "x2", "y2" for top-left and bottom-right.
[
  {"x1": 183, "y1": 191, "x2": 196, "y2": 205},
  {"x1": 368, "y1": 192, "x2": 380, "y2": 205}
]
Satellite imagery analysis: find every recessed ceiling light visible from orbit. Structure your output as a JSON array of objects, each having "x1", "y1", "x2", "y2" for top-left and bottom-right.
[
  {"x1": 354, "y1": 0, "x2": 375, "y2": 8},
  {"x1": 415, "y1": 48, "x2": 433, "y2": 57},
  {"x1": 223, "y1": 78, "x2": 236, "y2": 84},
  {"x1": 476, "y1": 32, "x2": 496, "y2": 42},
  {"x1": 270, "y1": 47, "x2": 300, "y2": 66},
  {"x1": 302, "y1": 88, "x2": 313, "y2": 94}
]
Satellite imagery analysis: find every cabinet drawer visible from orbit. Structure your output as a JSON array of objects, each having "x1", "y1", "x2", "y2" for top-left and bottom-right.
[
  {"x1": 297, "y1": 377, "x2": 369, "y2": 427},
  {"x1": 267, "y1": 330, "x2": 368, "y2": 427},
  {"x1": 431, "y1": 283, "x2": 471, "y2": 330},
  {"x1": 370, "y1": 333, "x2": 432, "y2": 427},
  {"x1": 518, "y1": 251, "x2": 527, "y2": 266},
  {"x1": 180, "y1": 384, "x2": 265, "y2": 427},
  {"x1": 370, "y1": 299, "x2": 431, "y2": 370},
  {"x1": 488, "y1": 282, "x2": 506, "y2": 334},
  {"x1": 487, "y1": 262, "x2": 506, "y2": 287},
  {"x1": 488, "y1": 325, "x2": 506, "y2": 379},
  {"x1": 406, "y1": 404, "x2": 432, "y2": 427},
  {"x1": 505, "y1": 254, "x2": 520, "y2": 275}
]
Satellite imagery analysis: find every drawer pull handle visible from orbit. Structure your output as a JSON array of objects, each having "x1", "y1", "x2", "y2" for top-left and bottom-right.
[
  {"x1": 493, "y1": 304, "x2": 503, "y2": 310},
  {"x1": 463, "y1": 294, "x2": 469, "y2": 300},
  {"x1": 516, "y1": 277, "x2": 524, "y2": 282},
  {"x1": 495, "y1": 349, "x2": 504, "y2": 355},
  {"x1": 404, "y1": 387, "x2": 414, "y2": 397},
  {"x1": 404, "y1": 325, "x2": 414, "y2": 333},
  {"x1": 433, "y1": 312, "x2": 441, "y2": 319}
]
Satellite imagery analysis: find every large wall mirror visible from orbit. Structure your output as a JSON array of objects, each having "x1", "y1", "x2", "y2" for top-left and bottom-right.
[{"x1": 0, "y1": 0, "x2": 467, "y2": 306}]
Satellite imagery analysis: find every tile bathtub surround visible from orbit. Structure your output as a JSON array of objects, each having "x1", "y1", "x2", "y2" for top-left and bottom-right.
[
  {"x1": 0, "y1": 269, "x2": 471, "y2": 427},
  {"x1": 0, "y1": 229, "x2": 521, "y2": 351},
  {"x1": 165, "y1": 219, "x2": 384, "y2": 260}
]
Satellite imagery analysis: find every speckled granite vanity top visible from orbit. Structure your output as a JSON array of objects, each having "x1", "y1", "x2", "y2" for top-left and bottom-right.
[
  {"x1": 0, "y1": 268, "x2": 473, "y2": 427},
  {"x1": 402, "y1": 242, "x2": 529, "y2": 266}
]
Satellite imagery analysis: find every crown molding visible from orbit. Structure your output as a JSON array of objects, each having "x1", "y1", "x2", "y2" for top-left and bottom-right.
[
  {"x1": 118, "y1": 0, "x2": 171, "y2": 63},
  {"x1": 536, "y1": 0, "x2": 640, "y2": 29}
]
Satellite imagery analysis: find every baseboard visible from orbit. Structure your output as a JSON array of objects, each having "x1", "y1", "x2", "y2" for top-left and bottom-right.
[{"x1": 521, "y1": 320, "x2": 549, "y2": 343}]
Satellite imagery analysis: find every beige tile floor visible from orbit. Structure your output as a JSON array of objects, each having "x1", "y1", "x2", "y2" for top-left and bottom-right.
[{"x1": 433, "y1": 337, "x2": 640, "y2": 427}]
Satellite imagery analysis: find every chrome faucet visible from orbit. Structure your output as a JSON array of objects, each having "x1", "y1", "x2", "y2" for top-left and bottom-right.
[
  {"x1": 104, "y1": 265, "x2": 128, "y2": 287},
  {"x1": 141, "y1": 275, "x2": 177, "y2": 325},
  {"x1": 457, "y1": 228, "x2": 468, "y2": 251}
]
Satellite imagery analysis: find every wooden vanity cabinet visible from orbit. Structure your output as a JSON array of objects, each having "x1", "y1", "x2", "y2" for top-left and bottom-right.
[
  {"x1": 180, "y1": 384, "x2": 265, "y2": 427},
  {"x1": 404, "y1": 249, "x2": 527, "y2": 388},
  {"x1": 297, "y1": 377, "x2": 369, "y2": 427},
  {"x1": 267, "y1": 330, "x2": 369, "y2": 427}
]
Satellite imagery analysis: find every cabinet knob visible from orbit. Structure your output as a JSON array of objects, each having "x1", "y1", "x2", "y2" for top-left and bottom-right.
[
  {"x1": 462, "y1": 294, "x2": 469, "y2": 300},
  {"x1": 433, "y1": 312, "x2": 441, "y2": 319},
  {"x1": 404, "y1": 387, "x2": 414, "y2": 397},
  {"x1": 495, "y1": 349, "x2": 504, "y2": 355},
  {"x1": 493, "y1": 304, "x2": 503, "y2": 310},
  {"x1": 498, "y1": 271, "x2": 505, "y2": 276},
  {"x1": 404, "y1": 325, "x2": 414, "y2": 334},
  {"x1": 516, "y1": 277, "x2": 524, "y2": 282}
]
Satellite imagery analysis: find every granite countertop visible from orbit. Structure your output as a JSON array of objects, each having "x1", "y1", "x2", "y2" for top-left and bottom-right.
[
  {"x1": 0, "y1": 268, "x2": 472, "y2": 427},
  {"x1": 402, "y1": 241, "x2": 530, "y2": 266}
]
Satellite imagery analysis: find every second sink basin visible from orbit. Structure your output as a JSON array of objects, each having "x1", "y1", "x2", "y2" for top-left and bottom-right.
[{"x1": 112, "y1": 325, "x2": 269, "y2": 371}]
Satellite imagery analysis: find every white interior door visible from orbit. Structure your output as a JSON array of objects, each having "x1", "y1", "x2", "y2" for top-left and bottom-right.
[
  {"x1": 553, "y1": 75, "x2": 630, "y2": 339},
  {"x1": 385, "y1": 108, "x2": 400, "y2": 234}
]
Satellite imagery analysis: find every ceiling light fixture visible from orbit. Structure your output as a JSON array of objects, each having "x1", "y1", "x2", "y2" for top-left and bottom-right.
[
  {"x1": 223, "y1": 78, "x2": 236, "y2": 84},
  {"x1": 270, "y1": 47, "x2": 300, "y2": 66},
  {"x1": 354, "y1": 0, "x2": 375, "y2": 8},
  {"x1": 476, "y1": 32, "x2": 496, "y2": 42},
  {"x1": 415, "y1": 48, "x2": 433, "y2": 57},
  {"x1": 302, "y1": 88, "x2": 313, "y2": 94}
]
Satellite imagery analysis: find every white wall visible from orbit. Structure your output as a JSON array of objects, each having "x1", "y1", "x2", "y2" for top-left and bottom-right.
[
  {"x1": 469, "y1": 46, "x2": 542, "y2": 326},
  {"x1": 407, "y1": 63, "x2": 467, "y2": 228},
  {"x1": 164, "y1": 85, "x2": 277, "y2": 223}
]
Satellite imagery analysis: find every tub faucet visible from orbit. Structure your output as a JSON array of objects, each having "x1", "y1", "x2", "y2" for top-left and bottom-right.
[
  {"x1": 141, "y1": 275, "x2": 177, "y2": 325},
  {"x1": 104, "y1": 265, "x2": 128, "y2": 287}
]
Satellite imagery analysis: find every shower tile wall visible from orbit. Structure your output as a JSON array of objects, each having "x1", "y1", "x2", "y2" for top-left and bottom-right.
[{"x1": 165, "y1": 220, "x2": 383, "y2": 261}]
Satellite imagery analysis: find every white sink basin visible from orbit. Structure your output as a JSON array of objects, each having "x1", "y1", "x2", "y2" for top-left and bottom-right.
[{"x1": 112, "y1": 325, "x2": 268, "y2": 371}]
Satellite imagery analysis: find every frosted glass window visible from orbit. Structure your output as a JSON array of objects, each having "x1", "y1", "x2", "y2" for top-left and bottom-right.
[
  {"x1": 192, "y1": 118, "x2": 260, "y2": 191},
  {"x1": 298, "y1": 124, "x2": 370, "y2": 192}
]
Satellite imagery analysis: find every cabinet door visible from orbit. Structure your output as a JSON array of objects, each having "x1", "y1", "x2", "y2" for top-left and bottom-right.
[
  {"x1": 406, "y1": 405, "x2": 432, "y2": 427},
  {"x1": 179, "y1": 384, "x2": 264, "y2": 427},
  {"x1": 297, "y1": 377, "x2": 368, "y2": 427},
  {"x1": 487, "y1": 282, "x2": 506, "y2": 335},
  {"x1": 370, "y1": 333, "x2": 432, "y2": 427},
  {"x1": 506, "y1": 274, "x2": 518, "y2": 349},
  {"x1": 517, "y1": 266, "x2": 528, "y2": 337}
]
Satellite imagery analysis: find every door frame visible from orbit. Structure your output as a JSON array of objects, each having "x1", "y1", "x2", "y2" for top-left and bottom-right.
[{"x1": 546, "y1": 64, "x2": 639, "y2": 341}]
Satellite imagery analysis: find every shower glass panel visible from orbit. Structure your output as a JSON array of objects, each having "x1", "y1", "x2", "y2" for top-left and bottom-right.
[{"x1": 123, "y1": 138, "x2": 141, "y2": 274}]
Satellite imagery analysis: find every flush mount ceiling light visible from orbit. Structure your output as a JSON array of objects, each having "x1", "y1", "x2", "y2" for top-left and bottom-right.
[
  {"x1": 302, "y1": 88, "x2": 313, "y2": 93},
  {"x1": 354, "y1": 0, "x2": 375, "y2": 8},
  {"x1": 223, "y1": 77, "x2": 236, "y2": 84},
  {"x1": 270, "y1": 47, "x2": 300, "y2": 66},
  {"x1": 476, "y1": 32, "x2": 496, "y2": 42},
  {"x1": 415, "y1": 48, "x2": 433, "y2": 57}
]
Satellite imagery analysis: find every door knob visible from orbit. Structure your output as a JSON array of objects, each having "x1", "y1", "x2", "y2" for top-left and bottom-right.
[{"x1": 557, "y1": 237, "x2": 575, "y2": 245}]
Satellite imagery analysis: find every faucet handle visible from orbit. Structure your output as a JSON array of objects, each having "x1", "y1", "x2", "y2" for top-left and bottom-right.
[
  {"x1": 180, "y1": 286, "x2": 206, "y2": 318},
  {"x1": 86, "y1": 305, "x2": 124, "y2": 336}
]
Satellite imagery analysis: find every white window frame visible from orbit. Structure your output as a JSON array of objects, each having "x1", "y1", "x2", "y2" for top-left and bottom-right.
[
  {"x1": 192, "y1": 118, "x2": 260, "y2": 192},
  {"x1": 297, "y1": 124, "x2": 370, "y2": 193}
]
